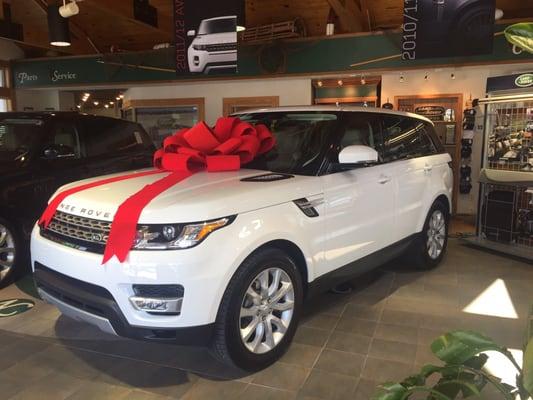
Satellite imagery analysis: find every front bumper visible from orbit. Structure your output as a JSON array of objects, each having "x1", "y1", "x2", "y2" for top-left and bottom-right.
[{"x1": 34, "y1": 262, "x2": 213, "y2": 345}]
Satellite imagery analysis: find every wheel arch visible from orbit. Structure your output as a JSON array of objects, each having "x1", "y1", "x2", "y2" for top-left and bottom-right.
[{"x1": 245, "y1": 239, "x2": 309, "y2": 297}]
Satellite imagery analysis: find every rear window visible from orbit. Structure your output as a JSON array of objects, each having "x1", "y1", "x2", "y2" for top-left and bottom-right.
[{"x1": 82, "y1": 118, "x2": 153, "y2": 157}]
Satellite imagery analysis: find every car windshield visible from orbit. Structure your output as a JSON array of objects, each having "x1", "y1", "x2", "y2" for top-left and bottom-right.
[
  {"x1": 0, "y1": 118, "x2": 44, "y2": 162},
  {"x1": 237, "y1": 111, "x2": 339, "y2": 176},
  {"x1": 198, "y1": 17, "x2": 236, "y2": 35}
]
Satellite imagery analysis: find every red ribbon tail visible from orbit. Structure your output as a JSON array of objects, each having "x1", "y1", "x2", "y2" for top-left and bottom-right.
[{"x1": 101, "y1": 171, "x2": 193, "y2": 264}]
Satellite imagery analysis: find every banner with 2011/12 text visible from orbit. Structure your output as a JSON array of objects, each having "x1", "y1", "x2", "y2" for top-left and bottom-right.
[
  {"x1": 173, "y1": 0, "x2": 244, "y2": 76},
  {"x1": 402, "y1": 0, "x2": 496, "y2": 60}
]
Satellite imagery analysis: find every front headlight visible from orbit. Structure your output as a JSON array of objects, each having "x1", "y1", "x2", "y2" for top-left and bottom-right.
[
  {"x1": 193, "y1": 44, "x2": 207, "y2": 50},
  {"x1": 132, "y1": 216, "x2": 235, "y2": 250}
]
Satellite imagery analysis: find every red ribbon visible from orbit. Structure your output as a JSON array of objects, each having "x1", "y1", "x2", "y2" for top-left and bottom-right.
[{"x1": 39, "y1": 117, "x2": 275, "y2": 264}]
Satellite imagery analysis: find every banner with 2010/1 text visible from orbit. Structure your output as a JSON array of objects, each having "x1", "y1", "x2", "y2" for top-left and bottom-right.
[
  {"x1": 173, "y1": 0, "x2": 245, "y2": 75},
  {"x1": 402, "y1": 0, "x2": 496, "y2": 60}
]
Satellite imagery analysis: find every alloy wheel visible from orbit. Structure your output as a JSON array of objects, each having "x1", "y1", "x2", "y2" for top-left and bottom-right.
[
  {"x1": 239, "y1": 267, "x2": 295, "y2": 354},
  {"x1": 427, "y1": 210, "x2": 446, "y2": 260},
  {"x1": 0, "y1": 224, "x2": 16, "y2": 282}
]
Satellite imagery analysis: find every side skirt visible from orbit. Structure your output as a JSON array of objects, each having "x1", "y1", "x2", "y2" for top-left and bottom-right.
[{"x1": 307, "y1": 233, "x2": 419, "y2": 297}]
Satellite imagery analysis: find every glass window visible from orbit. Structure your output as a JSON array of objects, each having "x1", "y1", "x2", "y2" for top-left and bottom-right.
[
  {"x1": 198, "y1": 17, "x2": 236, "y2": 35},
  {"x1": 0, "y1": 118, "x2": 44, "y2": 162},
  {"x1": 0, "y1": 99, "x2": 7, "y2": 112},
  {"x1": 83, "y1": 118, "x2": 152, "y2": 157},
  {"x1": 381, "y1": 116, "x2": 434, "y2": 162},
  {"x1": 43, "y1": 122, "x2": 82, "y2": 158},
  {"x1": 135, "y1": 106, "x2": 199, "y2": 148},
  {"x1": 238, "y1": 111, "x2": 338, "y2": 176}
]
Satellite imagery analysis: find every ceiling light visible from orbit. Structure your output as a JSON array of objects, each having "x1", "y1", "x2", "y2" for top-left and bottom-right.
[
  {"x1": 76, "y1": 104, "x2": 81, "y2": 109},
  {"x1": 84, "y1": 92, "x2": 90, "y2": 97},
  {"x1": 59, "y1": 1, "x2": 80, "y2": 18},
  {"x1": 361, "y1": 75, "x2": 366, "y2": 85},
  {"x1": 337, "y1": 79, "x2": 343, "y2": 86},
  {"x1": 81, "y1": 97, "x2": 87, "y2": 102},
  {"x1": 451, "y1": 73, "x2": 456, "y2": 80},
  {"x1": 399, "y1": 75, "x2": 405, "y2": 83},
  {"x1": 104, "y1": 104, "x2": 109, "y2": 109},
  {"x1": 48, "y1": 5, "x2": 71, "y2": 47},
  {"x1": 424, "y1": 74, "x2": 429, "y2": 81},
  {"x1": 116, "y1": 96, "x2": 121, "y2": 101},
  {"x1": 119, "y1": 94, "x2": 124, "y2": 99},
  {"x1": 93, "y1": 101, "x2": 99, "y2": 106},
  {"x1": 495, "y1": 8, "x2": 504, "y2": 20},
  {"x1": 236, "y1": 26, "x2": 246, "y2": 32},
  {"x1": 317, "y1": 80, "x2": 323, "y2": 87},
  {"x1": 109, "y1": 101, "x2": 114, "y2": 105}
]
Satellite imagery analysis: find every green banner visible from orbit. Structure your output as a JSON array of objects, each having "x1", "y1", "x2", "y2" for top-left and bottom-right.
[{"x1": 11, "y1": 24, "x2": 533, "y2": 89}]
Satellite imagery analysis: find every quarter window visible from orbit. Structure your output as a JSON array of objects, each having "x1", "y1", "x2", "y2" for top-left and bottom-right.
[{"x1": 381, "y1": 116, "x2": 435, "y2": 162}]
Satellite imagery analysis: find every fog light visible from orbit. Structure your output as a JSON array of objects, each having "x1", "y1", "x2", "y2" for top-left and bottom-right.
[{"x1": 129, "y1": 296, "x2": 182, "y2": 315}]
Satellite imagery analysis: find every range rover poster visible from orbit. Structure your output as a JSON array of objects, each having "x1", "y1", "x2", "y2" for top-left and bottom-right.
[
  {"x1": 173, "y1": 0, "x2": 244, "y2": 75},
  {"x1": 402, "y1": 0, "x2": 496, "y2": 60}
]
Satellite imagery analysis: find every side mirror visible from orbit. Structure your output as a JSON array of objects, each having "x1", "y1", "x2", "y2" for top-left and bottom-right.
[
  {"x1": 187, "y1": 30, "x2": 196, "y2": 37},
  {"x1": 338, "y1": 145, "x2": 378, "y2": 166},
  {"x1": 43, "y1": 144, "x2": 76, "y2": 159}
]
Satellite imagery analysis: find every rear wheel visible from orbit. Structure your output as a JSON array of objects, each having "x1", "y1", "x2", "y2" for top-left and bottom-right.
[
  {"x1": 0, "y1": 217, "x2": 20, "y2": 288},
  {"x1": 211, "y1": 248, "x2": 303, "y2": 371},
  {"x1": 407, "y1": 201, "x2": 449, "y2": 270}
]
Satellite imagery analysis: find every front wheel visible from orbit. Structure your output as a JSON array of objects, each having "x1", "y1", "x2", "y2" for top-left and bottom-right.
[
  {"x1": 210, "y1": 248, "x2": 303, "y2": 371},
  {"x1": 407, "y1": 201, "x2": 449, "y2": 270},
  {"x1": 0, "y1": 217, "x2": 20, "y2": 288}
]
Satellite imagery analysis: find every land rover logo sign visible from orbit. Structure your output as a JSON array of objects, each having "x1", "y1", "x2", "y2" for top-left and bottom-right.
[
  {"x1": 515, "y1": 73, "x2": 533, "y2": 88},
  {"x1": 0, "y1": 299, "x2": 35, "y2": 318}
]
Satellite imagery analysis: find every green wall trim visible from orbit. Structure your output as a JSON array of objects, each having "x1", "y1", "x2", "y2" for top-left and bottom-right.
[{"x1": 11, "y1": 24, "x2": 533, "y2": 89}]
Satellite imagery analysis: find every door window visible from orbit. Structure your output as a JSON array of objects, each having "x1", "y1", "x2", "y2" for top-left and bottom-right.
[
  {"x1": 381, "y1": 116, "x2": 435, "y2": 162},
  {"x1": 83, "y1": 118, "x2": 152, "y2": 157},
  {"x1": 44, "y1": 122, "x2": 82, "y2": 158}
]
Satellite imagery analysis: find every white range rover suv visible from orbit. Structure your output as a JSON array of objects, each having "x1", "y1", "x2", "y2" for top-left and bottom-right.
[
  {"x1": 31, "y1": 106, "x2": 452, "y2": 370},
  {"x1": 187, "y1": 16, "x2": 237, "y2": 74}
]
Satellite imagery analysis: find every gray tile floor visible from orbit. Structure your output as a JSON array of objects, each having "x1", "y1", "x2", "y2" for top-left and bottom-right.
[{"x1": 0, "y1": 239, "x2": 531, "y2": 400}]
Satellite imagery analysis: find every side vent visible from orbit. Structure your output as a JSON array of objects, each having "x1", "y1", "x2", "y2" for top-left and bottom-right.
[
  {"x1": 241, "y1": 173, "x2": 294, "y2": 182},
  {"x1": 293, "y1": 198, "x2": 322, "y2": 218}
]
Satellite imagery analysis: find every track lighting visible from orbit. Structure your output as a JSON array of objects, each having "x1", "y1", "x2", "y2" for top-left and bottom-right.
[
  {"x1": 59, "y1": 1, "x2": 80, "y2": 18},
  {"x1": 104, "y1": 104, "x2": 109, "y2": 109},
  {"x1": 424, "y1": 74, "x2": 429, "y2": 81},
  {"x1": 48, "y1": 5, "x2": 71, "y2": 47},
  {"x1": 451, "y1": 73, "x2": 456, "y2": 80},
  {"x1": 317, "y1": 80, "x2": 323, "y2": 87},
  {"x1": 400, "y1": 75, "x2": 405, "y2": 83},
  {"x1": 93, "y1": 101, "x2": 99, "y2": 106},
  {"x1": 337, "y1": 79, "x2": 343, "y2": 86},
  {"x1": 361, "y1": 75, "x2": 366, "y2": 85}
]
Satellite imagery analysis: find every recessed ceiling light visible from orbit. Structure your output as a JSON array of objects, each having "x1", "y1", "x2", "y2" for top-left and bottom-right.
[
  {"x1": 104, "y1": 104, "x2": 109, "y2": 109},
  {"x1": 337, "y1": 79, "x2": 343, "y2": 86},
  {"x1": 317, "y1": 81, "x2": 323, "y2": 87},
  {"x1": 93, "y1": 101, "x2": 99, "y2": 106}
]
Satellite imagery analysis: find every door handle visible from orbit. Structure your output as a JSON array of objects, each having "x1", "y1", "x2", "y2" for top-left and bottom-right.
[
  {"x1": 424, "y1": 164, "x2": 433, "y2": 173},
  {"x1": 378, "y1": 175, "x2": 391, "y2": 184}
]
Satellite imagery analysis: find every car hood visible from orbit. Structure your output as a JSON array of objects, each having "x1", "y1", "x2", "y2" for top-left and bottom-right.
[
  {"x1": 191, "y1": 32, "x2": 236, "y2": 45},
  {"x1": 54, "y1": 168, "x2": 322, "y2": 223}
]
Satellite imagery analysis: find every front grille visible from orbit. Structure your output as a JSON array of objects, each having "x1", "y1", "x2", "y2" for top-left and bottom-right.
[
  {"x1": 205, "y1": 43, "x2": 236, "y2": 52},
  {"x1": 41, "y1": 211, "x2": 111, "y2": 253}
]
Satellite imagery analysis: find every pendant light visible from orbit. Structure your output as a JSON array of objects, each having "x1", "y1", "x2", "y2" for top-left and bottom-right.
[{"x1": 48, "y1": 5, "x2": 71, "y2": 47}]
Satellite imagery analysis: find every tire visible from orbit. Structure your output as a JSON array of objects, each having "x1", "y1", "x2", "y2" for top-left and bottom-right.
[
  {"x1": 210, "y1": 247, "x2": 303, "y2": 371},
  {"x1": 0, "y1": 217, "x2": 22, "y2": 288},
  {"x1": 407, "y1": 201, "x2": 449, "y2": 270}
]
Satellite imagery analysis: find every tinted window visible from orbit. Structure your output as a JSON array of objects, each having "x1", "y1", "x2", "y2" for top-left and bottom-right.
[
  {"x1": 381, "y1": 116, "x2": 435, "y2": 162},
  {"x1": 44, "y1": 121, "x2": 82, "y2": 158},
  {"x1": 198, "y1": 18, "x2": 236, "y2": 35},
  {"x1": 238, "y1": 112, "x2": 338, "y2": 176},
  {"x1": 83, "y1": 118, "x2": 152, "y2": 157},
  {"x1": 0, "y1": 118, "x2": 44, "y2": 161}
]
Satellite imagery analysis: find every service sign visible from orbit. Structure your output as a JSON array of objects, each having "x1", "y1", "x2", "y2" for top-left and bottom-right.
[
  {"x1": 173, "y1": 0, "x2": 244, "y2": 76},
  {"x1": 402, "y1": 0, "x2": 496, "y2": 60}
]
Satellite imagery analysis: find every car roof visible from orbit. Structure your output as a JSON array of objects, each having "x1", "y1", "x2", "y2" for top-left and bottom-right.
[
  {"x1": 202, "y1": 16, "x2": 236, "y2": 22},
  {"x1": 0, "y1": 112, "x2": 137, "y2": 124},
  {"x1": 232, "y1": 105, "x2": 434, "y2": 125}
]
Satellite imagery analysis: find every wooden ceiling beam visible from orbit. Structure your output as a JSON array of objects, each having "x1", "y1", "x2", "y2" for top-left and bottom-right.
[
  {"x1": 84, "y1": 0, "x2": 172, "y2": 37},
  {"x1": 326, "y1": 0, "x2": 364, "y2": 32}
]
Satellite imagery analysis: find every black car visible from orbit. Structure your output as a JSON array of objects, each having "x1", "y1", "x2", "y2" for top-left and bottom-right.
[{"x1": 0, "y1": 112, "x2": 155, "y2": 286}]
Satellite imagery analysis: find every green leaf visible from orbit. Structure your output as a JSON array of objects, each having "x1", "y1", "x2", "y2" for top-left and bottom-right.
[
  {"x1": 420, "y1": 364, "x2": 444, "y2": 377},
  {"x1": 523, "y1": 338, "x2": 533, "y2": 396},
  {"x1": 372, "y1": 383, "x2": 409, "y2": 400},
  {"x1": 402, "y1": 374, "x2": 425, "y2": 388},
  {"x1": 463, "y1": 354, "x2": 489, "y2": 370},
  {"x1": 435, "y1": 379, "x2": 481, "y2": 398},
  {"x1": 504, "y1": 23, "x2": 533, "y2": 54},
  {"x1": 431, "y1": 331, "x2": 502, "y2": 364}
]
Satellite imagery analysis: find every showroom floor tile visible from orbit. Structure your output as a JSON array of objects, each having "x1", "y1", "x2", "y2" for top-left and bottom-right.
[{"x1": 0, "y1": 239, "x2": 531, "y2": 400}]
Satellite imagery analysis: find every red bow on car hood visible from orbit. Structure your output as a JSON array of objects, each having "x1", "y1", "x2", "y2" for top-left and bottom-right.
[{"x1": 39, "y1": 117, "x2": 275, "y2": 263}]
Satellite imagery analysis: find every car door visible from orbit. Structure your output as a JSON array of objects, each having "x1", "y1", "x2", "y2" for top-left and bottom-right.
[
  {"x1": 80, "y1": 117, "x2": 155, "y2": 177},
  {"x1": 380, "y1": 115, "x2": 436, "y2": 242},
  {"x1": 320, "y1": 112, "x2": 394, "y2": 277}
]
